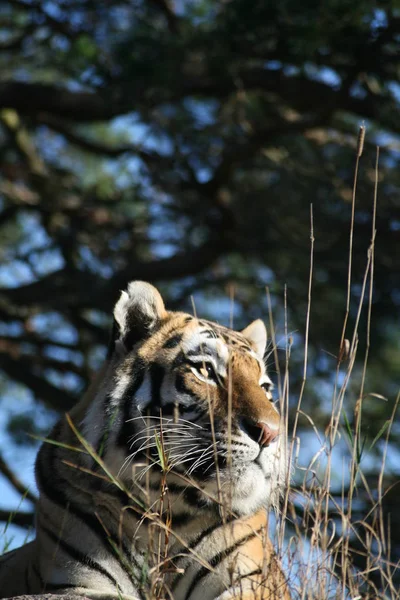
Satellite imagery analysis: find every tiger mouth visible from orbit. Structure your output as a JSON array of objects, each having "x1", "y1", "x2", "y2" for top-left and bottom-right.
[
  {"x1": 136, "y1": 438, "x2": 270, "y2": 479},
  {"x1": 126, "y1": 414, "x2": 280, "y2": 482}
]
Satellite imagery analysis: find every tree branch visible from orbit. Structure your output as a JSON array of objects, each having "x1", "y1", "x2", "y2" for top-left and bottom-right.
[
  {"x1": 0, "y1": 235, "x2": 234, "y2": 313},
  {"x1": 38, "y1": 114, "x2": 169, "y2": 165},
  {"x1": 0, "y1": 109, "x2": 47, "y2": 176},
  {"x1": 0, "y1": 353, "x2": 77, "y2": 412},
  {"x1": 0, "y1": 452, "x2": 37, "y2": 504},
  {"x1": 149, "y1": 0, "x2": 179, "y2": 33},
  {"x1": 0, "y1": 334, "x2": 79, "y2": 352},
  {"x1": 202, "y1": 114, "x2": 326, "y2": 197},
  {"x1": 0, "y1": 509, "x2": 35, "y2": 528},
  {"x1": 0, "y1": 342, "x2": 86, "y2": 378},
  {"x1": 0, "y1": 23, "x2": 37, "y2": 52},
  {"x1": 0, "y1": 82, "x2": 123, "y2": 122},
  {"x1": 1, "y1": 65, "x2": 396, "y2": 129}
]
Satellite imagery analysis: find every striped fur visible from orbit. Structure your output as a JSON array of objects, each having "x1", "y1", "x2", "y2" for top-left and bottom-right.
[{"x1": 0, "y1": 281, "x2": 290, "y2": 599}]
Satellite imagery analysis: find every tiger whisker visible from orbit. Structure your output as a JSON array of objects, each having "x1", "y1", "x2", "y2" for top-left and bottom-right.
[
  {"x1": 186, "y1": 457, "x2": 213, "y2": 476},
  {"x1": 197, "y1": 459, "x2": 217, "y2": 476},
  {"x1": 169, "y1": 446, "x2": 212, "y2": 466},
  {"x1": 134, "y1": 463, "x2": 156, "y2": 480},
  {"x1": 120, "y1": 439, "x2": 207, "y2": 476},
  {"x1": 128, "y1": 428, "x2": 202, "y2": 448},
  {"x1": 130, "y1": 435, "x2": 204, "y2": 456},
  {"x1": 126, "y1": 415, "x2": 204, "y2": 430},
  {"x1": 179, "y1": 446, "x2": 215, "y2": 474},
  {"x1": 186, "y1": 447, "x2": 215, "y2": 475}
]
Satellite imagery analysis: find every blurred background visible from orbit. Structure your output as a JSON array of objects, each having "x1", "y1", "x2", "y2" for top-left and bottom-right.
[{"x1": 0, "y1": 0, "x2": 399, "y2": 596}]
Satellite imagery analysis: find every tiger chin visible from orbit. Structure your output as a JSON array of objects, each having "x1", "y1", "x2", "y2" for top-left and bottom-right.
[{"x1": 0, "y1": 281, "x2": 291, "y2": 600}]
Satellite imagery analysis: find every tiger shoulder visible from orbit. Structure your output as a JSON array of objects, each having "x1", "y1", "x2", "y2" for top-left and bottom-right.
[{"x1": 0, "y1": 281, "x2": 291, "y2": 600}]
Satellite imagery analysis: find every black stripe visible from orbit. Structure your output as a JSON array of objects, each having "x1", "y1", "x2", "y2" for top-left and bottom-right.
[
  {"x1": 188, "y1": 515, "x2": 235, "y2": 550},
  {"x1": 172, "y1": 350, "x2": 186, "y2": 369},
  {"x1": 123, "y1": 317, "x2": 150, "y2": 350},
  {"x1": 171, "y1": 511, "x2": 192, "y2": 527},
  {"x1": 187, "y1": 411, "x2": 205, "y2": 423},
  {"x1": 147, "y1": 479, "x2": 192, "y2": 493},
  {"x1": 116, "y1": 359, "x2": 146, "y2": 448},
  {"x1": 237, "y1": 567, "x2": 263, "y2": 581},
  {"x1": 182, "y1": 486, "x2": 205, "y2": 507},
  {"x1": 149, "y1": 363, "x2": 165, "y2": 410},
  {"x1": 160, "y1": 401, "x2": 178, "y2": 416},
  {"x1": 0, "y1": 548, "x2": 18, "y2": 564},
  {"x1": 36, "y1": 443, "x2": 139, "y2": 584},
  {"x1": 34, "y1": 372, "x2": 146, "y2": 591},
  {"x1": 187, "y1": 347, "x2": 214, "y2": 357},
  {"x1": 24, "y1": 562, "x2": 31, "y2": 592},
  {"x1": 106, "y1": 319, "x2": 119, "y2": 359},
  {"x1": 161, "y1": 401, "x2": 201, "y2": 419},
  {"x1": 163, "y1": 334, "x2": 183, "y2": 349},
  {"x1": 184, "y1": 531, "x2": 259, "y2": 600},
  {"x1": 40, "y1": 521, "x2": 118, "y2": 588},
  {"x1": 32, "y1": 562, "x2": 44, "y2": 588},
  {"x1": 171, "y1": 516, "x2": 235, "y2": 592},
  {"x1": 146, "y1": 479, "x2": 207, "y2": 509},
  {"x1": 98, "y1": 399, "x2": 120, "y2": 457},
  {"x1": 201, "y1": 329, "x2": 219, "y2": 339},
  {"x1": 175, "y1": 373, "x2": 195, "y2": 397},
  {"x1": 94, "y1": 493, "x2": 144, "y2": 577},
  {"x1": 116, "y1": 394, "x2": 135, "y2": 450},
  {"x1": 102, "y1": 357, "x2": 147, "y2": 452},
  {"x1": 44, "y1": 582, "x2": 78, "y2": 591},
  {"x1": 36, "y1": 440, "x2": 75, "y2": 512},
  {"x1": 185, "y1": 358, "x2": 213, "y2": 369},
  {"x1": 36, "y1": 423, "x2": 68, "y2": 508},
  {"x1": 36, "y1": 461, "x2": 98, "y2": 533},
  {"x1": 180, "y1": 456, "x2": 218, "y2": 480}
]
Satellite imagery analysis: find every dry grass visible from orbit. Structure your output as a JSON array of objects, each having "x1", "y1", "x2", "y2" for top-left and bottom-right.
[{"x1": 268, "y1": 134, "x2": 399, "y2": 599}]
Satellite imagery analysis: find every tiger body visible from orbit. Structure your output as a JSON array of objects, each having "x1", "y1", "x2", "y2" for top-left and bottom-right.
[{"x1": 0, "y1": 282, "x2": 290, "y2": 600}]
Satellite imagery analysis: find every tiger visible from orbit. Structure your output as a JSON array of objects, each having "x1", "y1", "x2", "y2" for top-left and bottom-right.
[{"x1": 0, "y1": 281, "x2": 290, "y2": 600}]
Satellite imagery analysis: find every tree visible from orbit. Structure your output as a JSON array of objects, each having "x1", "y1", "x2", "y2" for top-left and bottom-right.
[{"x1": 0, "y1": 1, "x2": 399, "y2": 597}]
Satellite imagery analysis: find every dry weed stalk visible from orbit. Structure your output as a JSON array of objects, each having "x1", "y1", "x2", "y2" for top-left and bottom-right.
[{"x1": 271, "y1": 134, "x2": 398, "y2": 600}]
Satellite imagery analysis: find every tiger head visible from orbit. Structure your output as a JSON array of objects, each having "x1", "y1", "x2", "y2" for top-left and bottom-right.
[{"x1": 82, "y1": 282, "x2": 287, "y2": 516}]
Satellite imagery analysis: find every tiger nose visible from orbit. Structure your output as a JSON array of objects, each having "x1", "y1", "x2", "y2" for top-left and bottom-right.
[{"x1": 241, "y1": 417, "x2": 279, "y2": 446}]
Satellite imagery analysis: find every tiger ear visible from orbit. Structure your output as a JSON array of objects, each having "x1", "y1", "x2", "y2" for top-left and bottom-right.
[
  {"x1": 241, "y1": 319, "x2": 267, "y2": 359},
  {"x1": 111, "y1": 281, "x2": 167, "y2": 353}
]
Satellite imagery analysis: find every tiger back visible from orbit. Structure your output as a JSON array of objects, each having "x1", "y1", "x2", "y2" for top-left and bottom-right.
[{"x1": 0, "y1": 281, "x2": 290, "y2": 600}]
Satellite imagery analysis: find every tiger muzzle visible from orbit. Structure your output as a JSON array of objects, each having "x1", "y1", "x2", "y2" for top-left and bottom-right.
[{"x1": 241, "y1": 417, "x2": 279, "y2": 447}]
